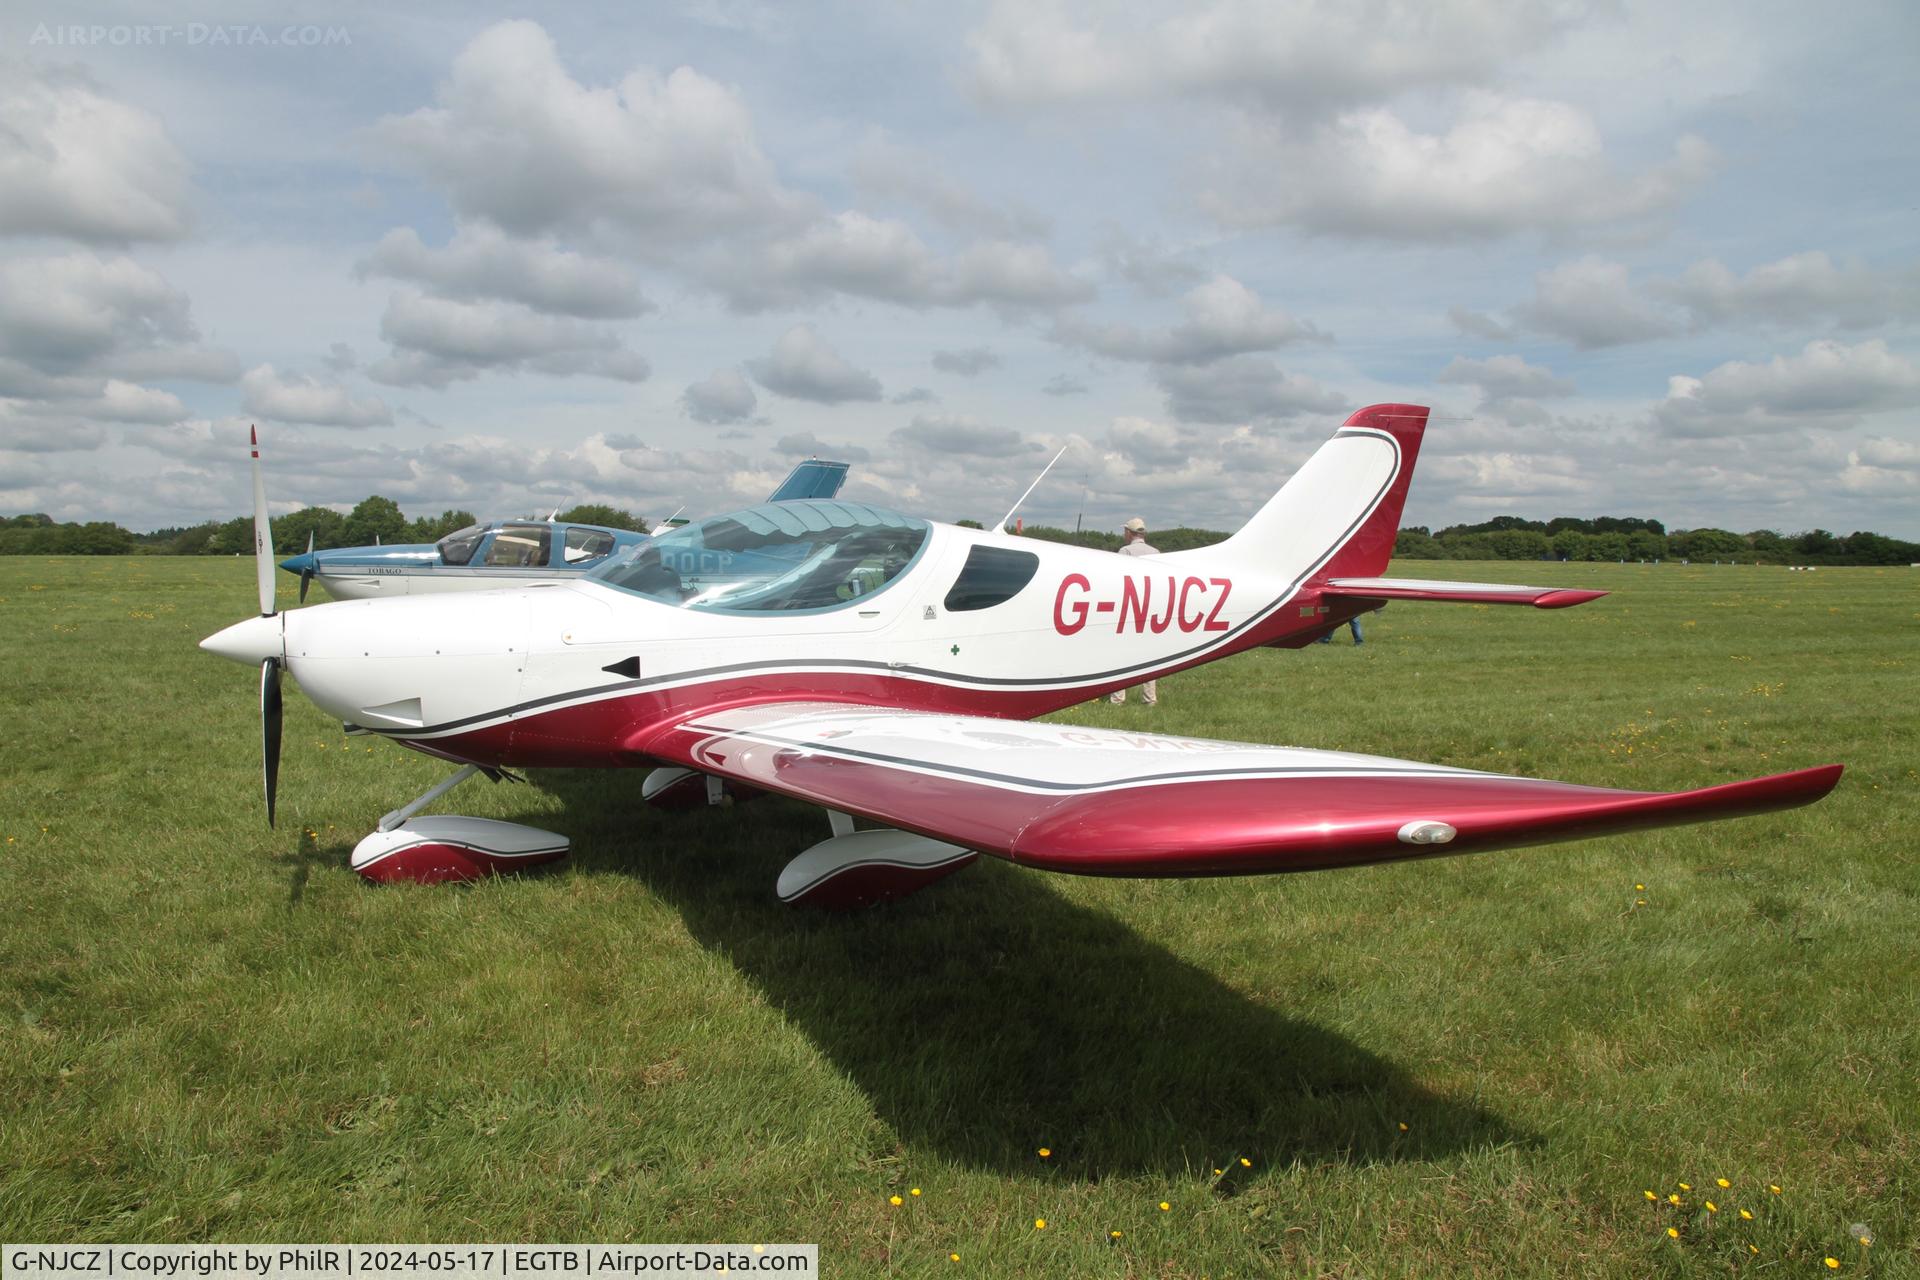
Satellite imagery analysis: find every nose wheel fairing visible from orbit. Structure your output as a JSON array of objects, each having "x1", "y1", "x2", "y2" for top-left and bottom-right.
[{"x1": 351, "y1": 815, "x2": 570, "y2": 884}]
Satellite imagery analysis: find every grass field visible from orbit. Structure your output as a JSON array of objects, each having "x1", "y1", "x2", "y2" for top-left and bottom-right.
[{"x1": 2, "y1": 555, "x2": 1915, "y2": 1277}]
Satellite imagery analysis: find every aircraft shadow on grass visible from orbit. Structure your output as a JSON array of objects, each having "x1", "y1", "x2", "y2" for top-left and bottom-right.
[{"x1": 504, "y1": 768, "x2": 1525, "y2": 1179}]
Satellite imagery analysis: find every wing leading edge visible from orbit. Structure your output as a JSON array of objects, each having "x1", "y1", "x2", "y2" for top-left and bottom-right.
[{"x1": 642, "y1": 704, "x2": 1840, "y2": 878}]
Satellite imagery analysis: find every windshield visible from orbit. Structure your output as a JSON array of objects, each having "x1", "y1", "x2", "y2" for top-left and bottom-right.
[
  {"x1": 592, "y1": 500, "x2": 929, "y2": 613},
  {"x1": 437, "y1": 525, "x2": 485, "y2": 566}
]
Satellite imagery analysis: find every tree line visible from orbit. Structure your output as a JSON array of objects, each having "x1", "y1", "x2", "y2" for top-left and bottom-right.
[
  {"x1": 1010, "y1": 513, "x2": 1920, "y2": 565},
  {"x1": 1, "y1": 498, "x2": 643, "y2": 557},
  {"x1": 4, "y1": 501, "x2": 1916, "y2": 565}
]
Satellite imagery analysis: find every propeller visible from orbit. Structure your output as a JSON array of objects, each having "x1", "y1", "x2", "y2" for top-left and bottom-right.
[
  {"x1": 297, "y1": 530, "x2": 315, "y2": 604},
  {"x1": 249, "y1": 425, "x2": 284, "y2": 826},
  {"x1": 261, "y1": 655, "x2": 282, "y2": 827}
]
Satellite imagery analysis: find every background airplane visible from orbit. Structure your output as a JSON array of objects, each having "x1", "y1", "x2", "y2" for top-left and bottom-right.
[
  {"x1": 203, "y1": 409, "x2": 1840, "y2": 904},
  {"x1": 277, "y1": 457, "x2": 851, "y2": 602}
]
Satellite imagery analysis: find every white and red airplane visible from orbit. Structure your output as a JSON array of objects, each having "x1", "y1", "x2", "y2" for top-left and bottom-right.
[{"x1": 201, "y1": 406, "x2": 1841, "y2": 905}]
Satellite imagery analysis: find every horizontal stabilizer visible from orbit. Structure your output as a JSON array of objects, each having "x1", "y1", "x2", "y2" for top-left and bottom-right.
[{"x1": 1324, "y1": 577, "x2": 1607, "y2": 608}]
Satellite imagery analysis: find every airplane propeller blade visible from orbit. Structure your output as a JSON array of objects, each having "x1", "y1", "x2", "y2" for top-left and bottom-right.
[
  {"x1": 298, "y1": 531, "x2": 314, "y2": 604},
  {"x1": 261, "y1": 657, "x2": 283, "y2": 828},
  {"x1": 250, "y1": 425, "x2": 275, "y2": 617}
]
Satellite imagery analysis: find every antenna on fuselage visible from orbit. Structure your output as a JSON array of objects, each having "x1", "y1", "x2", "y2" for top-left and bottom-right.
[{"x1": 996, "y1": 443, "x2": 1069, "y2": 534}]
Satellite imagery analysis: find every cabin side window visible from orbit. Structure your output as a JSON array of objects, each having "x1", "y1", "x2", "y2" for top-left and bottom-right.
[
  {"x1": 437, "y1": 525, "x2": 485, "y2": 566},
  {"x1": 943, "y1": 545, "x2": 1040, "y2": 612},
  {"x1": 484, "y1": 524, "x2": 551, "y2": 567},
  {"x1": 563, "y1": 527, "x2": 617, "y2": 563}
]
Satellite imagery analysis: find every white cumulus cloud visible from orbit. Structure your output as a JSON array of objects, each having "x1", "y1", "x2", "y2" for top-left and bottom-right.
[
  {"x1": 0, "y1": 60, "x2": 193, "y2": 243},
  {"x1": 748, "y1": 326, "x2": 882, "y2": 404},
  {"x1": 241, "y1": 364, "x2": 394, "y2": 428},
  {"x1": 1653, "y1": 339, "x2": 1920, "y2": 437}
]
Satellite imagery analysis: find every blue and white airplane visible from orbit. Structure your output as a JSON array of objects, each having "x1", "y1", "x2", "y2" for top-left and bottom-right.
[{"x1": 278, "y1": 458, "x2": 850, "y2": 602}]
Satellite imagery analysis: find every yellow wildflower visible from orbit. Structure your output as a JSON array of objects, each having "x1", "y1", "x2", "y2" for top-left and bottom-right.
[
  {"x1": 1739, "y1": 1209, "x2": 1753, "y2": 1221},
  {"x1": 1668, "y1": 1194, "x2": 1681, "y2": 1205},
  {"x1": 1158, "y1": 1202, "x2": 1171, "y2": 1212},
  {"x1": 1398, "y1": 1122, "x2": 1409, "y2": 1132},
  {"x1": 1666, "y1": 1228, "x2": 1679, "y2": 1239},
  {"x1": 889, "y1": 1196, "x2": 902, "y2": 1207},
  {"x1": 1825, "y1": 1259, "x2": 1839, "y2": 1270},
  {"x1": 1705, "y1": 1201, "x2": 1717, "y2": 1213},
  {"x1": 1768, "y1": 1184, "x2": 1782, "y2": 1194},
  {"x1": 1715, "y1": 1178, "x2": 1730, "y2": 1188},
  {"x1": 1037, "y1": 1147, "x2": 1050, "y2": 1158},
  {"x1": 1034, "y1": 1218, "x2": 1046, "y2": 1231},
  {"x1": 1109, "y1": 1231, "x2": 1123, "y2": 1240},
  {"x1": 1643, "y1": 1190, "x2": 1657, "y2": 1202},
  {"x1": 1635, "y1": 884, "x2": 1645, "y2": 891},
  {"x1": 1239, "y1": 1157, "x2": 1251, "y2": 1167},
  {"x1": 1678, "y1": 1182, "x2": 1692, "y2": 1191},
  {"x1": 910, "y1": 1188, "x2": 921, "y2": 1197},
  {"x1": 948, "y1": 1254, "x2": 959, "y2": 1263}
]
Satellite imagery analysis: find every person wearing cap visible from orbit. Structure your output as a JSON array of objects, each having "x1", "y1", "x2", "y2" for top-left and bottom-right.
[{"x1": 1110, "y1": 517, "x2": 1160, "y2": 705}]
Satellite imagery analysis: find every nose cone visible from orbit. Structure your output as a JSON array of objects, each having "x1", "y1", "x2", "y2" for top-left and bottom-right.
[
  {"x1": 200, "y1": 613, "x2": 284, "y2": 666},
  {"x1": 279, "y1": 551, "x2": 318, "y2": 577}
]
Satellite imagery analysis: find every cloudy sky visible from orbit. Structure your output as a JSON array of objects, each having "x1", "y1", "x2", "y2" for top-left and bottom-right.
[{"x1": 3, "y1": 0, "x2": 1917, "y2": 537}]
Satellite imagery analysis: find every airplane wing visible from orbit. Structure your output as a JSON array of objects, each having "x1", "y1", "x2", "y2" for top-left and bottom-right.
[
  {"x1": 640, "y1": 703, "x2": 1839, "y2": 878},
  {"x1": 1321, "y1": 577, "x2": 1607, "y2": 608}
]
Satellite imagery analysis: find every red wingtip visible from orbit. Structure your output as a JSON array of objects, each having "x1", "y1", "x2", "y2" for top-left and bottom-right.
[{"x1": 1534, "y1": 589, "x2": 1609, "y2": 609}]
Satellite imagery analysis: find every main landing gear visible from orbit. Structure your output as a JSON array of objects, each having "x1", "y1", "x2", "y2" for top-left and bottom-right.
[
  {"x1": 351, "y1": 762, "x2": 978, "y2": 904},
  {"x1": 644, "y1": 766, "x2": 978, "y2": 909}
]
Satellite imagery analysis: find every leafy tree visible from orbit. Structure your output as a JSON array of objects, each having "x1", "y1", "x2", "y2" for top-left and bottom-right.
[
  {"x1": 1549, "y1": 529, "x2": 1588, "y2": 561},
  {"x1": 1152, "y1": 527, "x2": 1230, "y2": 552},
  {"x1": 206, "y1": 516, "x2": 253, "y2": 556},
  {"x1": 1395, "y1": 528, "x2": 1443, "y2": 558},
  {"x1": 1019, "y1": 524, "x2": 1119, "y2": 551},
  {"x1": 1588, "y1": 531, "x2": 1630, "y2": 561},
  {"x1": 556, "y1": 504, "x2": 643, "y2": 532},
  {"x1": 1592, "y1": 516, "x2": 1665, "y2": 536},
  {"x1": 409, "y1": 509, "x2": 481, "y2": 542},
  {"x1": 1626, "y1": 529, "x2": 1667, "y2": 561},
  {"x1": 274, "y1": 507, "x2": 348, "y2": 555},
  {"x1": 0, "y1": 521, "x2": 131, "y2": 556},
  {"x1": 1839, "y1": 531, "x2": 1919, "y2": 565},
  {"x1": 1669, "y1": 527, "x2": 1746, "y2": 559},
  {"x1": 63, "y1": 521, "x2": 134, "y2": 554},
  {"x1": 954, "y1": 519, "x2": 984, "y2": 529},
  {"x1": 343, "y1": 495, "x2": 408, "y2": 546},
  {"x1": 1487, "y1": 529, "x2": 1552, "y2": 560},
  {"x1": 166, "y1": 523, "x2": 221, "y2": 555},
  {"x1": 1793, "y1": 529, "x2": 1837, "y2": 557}
]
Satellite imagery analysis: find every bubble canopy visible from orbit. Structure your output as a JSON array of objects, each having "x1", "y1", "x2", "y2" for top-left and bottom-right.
[{"x1": 590, "y1": 500, "x2": 931, "y2": 613}]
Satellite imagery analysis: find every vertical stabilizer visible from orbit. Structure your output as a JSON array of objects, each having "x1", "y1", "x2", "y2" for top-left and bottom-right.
[{"x1": 1205, "y1": 403, "x2": 1428, "y2": 581}]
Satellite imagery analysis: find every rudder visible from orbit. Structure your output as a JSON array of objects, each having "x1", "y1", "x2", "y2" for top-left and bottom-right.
[{"x1": 1206, "y1": 403, "x2": 1428, "y2": 581}]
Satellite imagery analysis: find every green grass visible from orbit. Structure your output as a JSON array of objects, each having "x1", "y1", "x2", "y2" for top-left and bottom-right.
[{"x1": 2, "y1": 556, "x2": 1916, "y2": 1276}]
